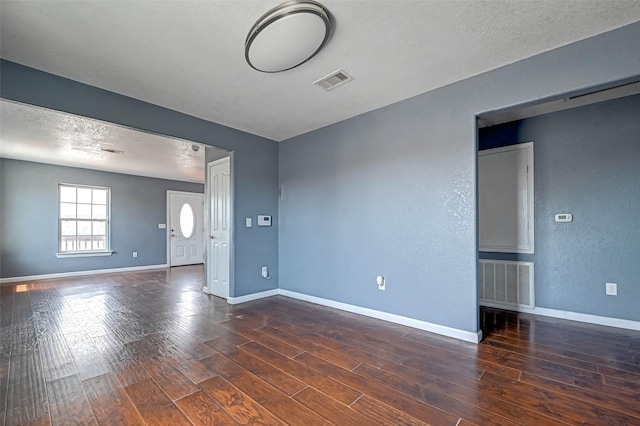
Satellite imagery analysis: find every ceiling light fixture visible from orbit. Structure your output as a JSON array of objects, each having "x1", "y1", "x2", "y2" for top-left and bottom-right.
[{"x1": 245, "y1": 0, "x2": 332, "y2": 73}]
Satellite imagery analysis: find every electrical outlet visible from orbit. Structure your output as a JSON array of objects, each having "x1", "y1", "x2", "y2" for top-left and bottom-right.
[
  {"x1": 376, "y1": 275, "x2": 385, "y2": 291},
  {"x1": 261, "y1": 266, "x2": 269, "y2": 279},
  {"x1": 133, "y1": 251, "x2": 138, "y2": 258},
  {"x1": 605, "y1": 282, "x2": 617, "y2": 296}
]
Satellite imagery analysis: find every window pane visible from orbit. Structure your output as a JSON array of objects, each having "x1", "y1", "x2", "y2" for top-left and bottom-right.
[
  {"x1": 61, "y1": 236, "x2": 77, "y2": 252},
  {"x1": 77, "y1": 188, "x2": 92, "y2": 203},
  {"x1": 77, "y1": 204, "x2": 92, "y2": 219},
  {"x1": 60, "y1": 203, "x2": 76, "y2": 219},
  {"x1": 93, "y1": 189, "x2": 107, "y2": 205},
  {"x1": 77, "y1": 221, "x2": 91, "y2": 236},
  {"x1": 60, "y1": 186, "x2": 76, "y2": 202},
  {"x1": 92, "y1": 221, "x2": 106, "y2": 236},
  {"x1": 92, "y1": 237, "x2": 105, "y2": 250},
  {"x1": 93, "y1": 205, "x2": 106, "y2": 219},
  {"x1": 180, "y1": 203, "x2": 194, "y2": 238},
  {"x1": 77, "y1": 236, "x2": 92, "y2": 251},
  {"x1": 61, "y1": 220, "x2": 76, "y2": 236}
]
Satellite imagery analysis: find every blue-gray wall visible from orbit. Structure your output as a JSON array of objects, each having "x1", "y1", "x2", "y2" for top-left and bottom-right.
[
  {"x1": 279, "y1": 23, "x2": 640, "y2": 334},
  {"x1": 0, "y1": 158, "x2": 203, "y2": 277},
  {"x1": 0, "y1": 60, "x2": 279, "y2": 297},
  {"x1": 479, "y1": 94, "x2": 640, "y2": 322},
  {"x1": 3, "y1": 22, "x2": 639, "y2": 334}
]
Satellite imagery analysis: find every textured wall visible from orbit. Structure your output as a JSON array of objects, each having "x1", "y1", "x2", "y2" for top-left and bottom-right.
[
  {"x1": 0, "y1": 60, "x2": 279, "y2": 297},
  {"x1": 479, "y1": 94, "x2": 640, "y2": 321},
  {"x1": 279, "y1": 23, "x2": 640, "y2": 334},
  {"x1": 0, "y1": 159, "x2": 203, "y2": 277}
]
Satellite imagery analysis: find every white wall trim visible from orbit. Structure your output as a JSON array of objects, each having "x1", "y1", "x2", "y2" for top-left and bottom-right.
[
  {"x1": 225, "y1": 288, "x2": 482, "y2": 343},
  {"x1": 227, "y1": 289, "x2": 279, "y2": 305},
  {"x1": 280, "y1": 289, "x2": 483, "y2": 343},
  {"x1": 0, "y1": 264, "x2": 168, "y2": 284},
  {"x1": 481, "y1": 301, "x2": 640, "y2": 331}
]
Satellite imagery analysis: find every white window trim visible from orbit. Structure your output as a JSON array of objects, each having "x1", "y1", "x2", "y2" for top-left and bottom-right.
[
  {"x1": 56, "y1": 251, "x2": 114, "y2": 258},
  {"x1": 58, "y1": 183, "x2": 112, "y2": 256}
]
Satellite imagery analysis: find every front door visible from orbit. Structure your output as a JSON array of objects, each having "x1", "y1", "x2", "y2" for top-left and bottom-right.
[
  {"x1": 168, "y1": 191, "x2": 204, "y2": 266},
  {"x1": 207, "y1": 157, "x2": 231, "y2": 298}
]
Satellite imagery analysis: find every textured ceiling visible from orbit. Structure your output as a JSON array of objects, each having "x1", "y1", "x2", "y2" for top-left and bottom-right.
[
  {"x1": 1, "y1": 1, "x2": 640, "y2": 142},
  {"x1": 0, "y1": 100, "x2": 231, "y2": 183}
]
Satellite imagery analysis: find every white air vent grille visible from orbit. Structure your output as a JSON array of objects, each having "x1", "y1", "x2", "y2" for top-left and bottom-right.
[
  {"x1": 479, "y1": 260, "x2": 534, "y2": 309},
  {"x1": 99, "y1": 148, "x2": 124, "y2": 154},
  {"x1": 313, "y1": 69, "x2": 354, "y2": 91}
]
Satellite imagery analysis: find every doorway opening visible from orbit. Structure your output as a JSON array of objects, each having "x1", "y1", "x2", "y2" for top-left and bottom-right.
[
  {"x1": 476, "y1": 78, "x2": 640, "y2": 332},
  {"x1": 0, "y1": 98, "x2": 234, "y2": 298}
]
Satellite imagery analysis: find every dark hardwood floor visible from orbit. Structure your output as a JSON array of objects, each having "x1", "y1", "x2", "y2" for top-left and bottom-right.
[{"x1": 1, "y1": 265, "x2": 640, "y2": 425}]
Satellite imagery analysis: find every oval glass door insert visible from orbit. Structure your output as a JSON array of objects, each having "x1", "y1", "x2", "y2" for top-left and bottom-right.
[{"x1": 180, "y1": 203, "x2": 194, "y2": 238}]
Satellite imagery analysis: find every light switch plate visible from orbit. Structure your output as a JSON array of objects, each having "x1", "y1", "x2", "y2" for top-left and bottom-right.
[
  {"x1": 158, "y1": 224, "x2": 166, "y2": 229},
  {"x1": 245, "y1": 217, "x2": 252, "y2": 227}
]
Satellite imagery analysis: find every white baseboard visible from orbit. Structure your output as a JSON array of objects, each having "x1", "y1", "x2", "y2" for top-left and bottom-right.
[
  {"x1": 227, "y1": 289, "x2": 279, "y2": 305},
  {"x1": 0, "y1": 264, "x2": 168, "y2": 284},
  {"x1": 225, "y1": 287, "x2": 481, "y2": 343},
  {"x1": 280, "y1": 289, "x2": 483, "y2": 343},
  {"x1": 481, "y1": 302, "x2": 640, "y2": 332}
]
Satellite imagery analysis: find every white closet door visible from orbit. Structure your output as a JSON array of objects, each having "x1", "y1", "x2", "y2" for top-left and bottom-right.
[{"x1": 479, "y1": 142, "x2": 534, "y2": 253}]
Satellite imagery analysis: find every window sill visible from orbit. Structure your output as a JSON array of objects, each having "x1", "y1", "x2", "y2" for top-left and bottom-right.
[{"x1": 56, "y1": 251, "x2": 114, "y2": 258}]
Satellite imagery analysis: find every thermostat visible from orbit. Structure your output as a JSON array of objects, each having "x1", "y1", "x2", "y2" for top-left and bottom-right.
[
  {"x1": 555, "y1": 213, "x2": 572, "y2": 223},
  {"x1": 257, "y1": 215, "x2": 272, "y2": 227}
]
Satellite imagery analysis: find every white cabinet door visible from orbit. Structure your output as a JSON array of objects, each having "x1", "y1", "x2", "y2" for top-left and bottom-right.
[{"x1": 479, "y1": 142, "x2": 534, "y2": 253}]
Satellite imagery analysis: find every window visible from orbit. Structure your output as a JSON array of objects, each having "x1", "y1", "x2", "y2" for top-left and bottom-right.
[
  {"x1": 180, "y1": 203, "x2": 194, "y2": 238},
  {"x1": 58, "y1": 184, "x2": 111, "y2": 255}
]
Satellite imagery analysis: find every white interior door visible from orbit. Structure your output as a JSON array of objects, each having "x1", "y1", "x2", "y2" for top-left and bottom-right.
[
  {"x1": 478, "y1": 142, "x2": 534, "y2": 253},
  {"x1": 207, "y1": 157, "x2": 231, "y2": 298},
  {"x1": 168, "y1": 191, "x2": 204, "y2": 266}
]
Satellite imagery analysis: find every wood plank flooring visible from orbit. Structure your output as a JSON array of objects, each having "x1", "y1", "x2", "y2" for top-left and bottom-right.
[{"x1": 1, "y1": 265, "x2": 640, "y2": 425}]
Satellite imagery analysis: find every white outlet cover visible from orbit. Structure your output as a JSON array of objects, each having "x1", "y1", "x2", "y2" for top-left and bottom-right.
[
  {"x1": 158, "y1": 223, "x2": 166, "y2": 229},
  {"x1": 605, "y1": 282, "x2": 617, "y2": 296},
  {"x1": 245, "y1": 217, "x2": 252, "y2": 227}
]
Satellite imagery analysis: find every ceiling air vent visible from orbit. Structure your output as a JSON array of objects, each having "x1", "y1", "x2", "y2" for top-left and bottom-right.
[
  {"x1": 313, "y1": 69, "x2": 354, "y2": 91},
  {"x1": 99, "y1": 148, "x2": 124, "y2": 154}
]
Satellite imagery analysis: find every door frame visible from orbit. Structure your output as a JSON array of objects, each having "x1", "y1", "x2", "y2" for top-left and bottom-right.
[
  {"x1": 204, "y1": 155, "x2": 234, "y2": 297},
  {"x1": 166, "y1": 190, "x2": 205, "y2": 267}
]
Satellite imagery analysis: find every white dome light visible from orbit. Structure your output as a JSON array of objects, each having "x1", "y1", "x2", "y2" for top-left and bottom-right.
[{"x1": 245, "y1": 1, "x2": 332, "y2": 73}]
